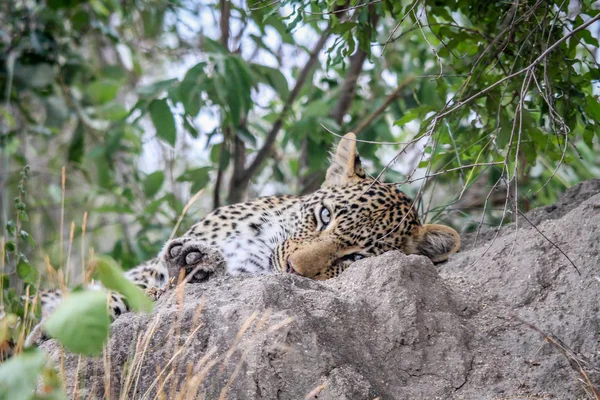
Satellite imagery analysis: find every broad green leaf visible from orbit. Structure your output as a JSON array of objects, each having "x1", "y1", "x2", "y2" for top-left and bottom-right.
[
  {"x1": 67, "y1": 122, "x2": 85, "y2": 164},
  {"x1": 143, "y1": 171, "x2": 164, "y2": 197},
  {"x1": 5, "y1": 241, "x2": 16, "y2": 252},
  {"x1": 17, "y1": 258, "x2": 38, "y2": 285},
  {"x1": 45, "y1": 96, "x2": 70, "y2": 127},
  {"x1": 210, "y1": 143, "x2": 231, "y2": 170},
  {"x1": 44, "y1": 290, "x2": 111, "y2": 356},
  {"x1": 95, "y1": 102, "x2": 129, "y2": 121},
  {"x1": 178, "y1": 62, "x2": 207, "y2": 117},
  {"x1": 14, "y1": 63, "x2": 56, "y2": 88},
  {"x1": 84, "y1": 79, "x2": 120, "y2": 105},
  {"x1": 585, "y1": 96, "x2": 600, "y2": 120},
  {"x1": 0, "y1": 273, "x2": 9, "y2": 288},
  {"x1": 19, "y1": 230, "x2": 36, "y2": 247},
  {"x1": 203, "y1": 37, "x2": 228, "y2": 53},
  {"x1": 136, "y1": 78, "x2": 178, "y2": 98},
  {"x1": 0, "y1": 349, "x2": 46, "y2": 400},
  {"x1": 250, "y1": 64, "x2": 290, "y2": 98},
  {"x1": 94, "y1": 256, "x2": 153, "y2": 313},
  {"x1": 183, "y1": 116, "x2": 199, "y2": 138},
  {"x1": 394, "y1": 108, "x2": 427, "y2": 126},
  {"x1": 236, "y1": 127, "x2": 257, "y2": 147},
  {"x1": 177, "y1": 167, "x2": 212, "y2": 193},
  {"x1": 141, "y1": 7, "x2": 166, "y2": 38},
  {"x1": 149, "y1": 99, "x2": 177, "y2": 146}
]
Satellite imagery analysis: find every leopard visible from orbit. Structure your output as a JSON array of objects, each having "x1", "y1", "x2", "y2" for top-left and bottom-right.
[
  {"x1": 28, "y1": 132, "x2": 460, "y2": 342},
  {"x1": 163, "y1": 132, "x2": 460, "y2": 282}
]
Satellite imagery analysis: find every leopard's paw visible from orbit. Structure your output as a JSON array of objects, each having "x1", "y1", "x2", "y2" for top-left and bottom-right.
[{"x1": 163, "y1": 238, "x2": 225, "y2": 283}]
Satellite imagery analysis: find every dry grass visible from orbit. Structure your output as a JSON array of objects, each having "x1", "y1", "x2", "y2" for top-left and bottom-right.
[
  {"x1": 2, "y1": 179, "x2": 298, "y2": 398},
  {"x1": 54, "y1": 299, "x2": 294, "y2": 399}
]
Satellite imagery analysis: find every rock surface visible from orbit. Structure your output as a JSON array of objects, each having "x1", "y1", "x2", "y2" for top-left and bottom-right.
[{"x1": 42, "y1": 180, "x2": 600, "y2": 399}]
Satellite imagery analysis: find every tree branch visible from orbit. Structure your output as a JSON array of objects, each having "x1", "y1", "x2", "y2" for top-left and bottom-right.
[
  {"x1": 329, "y1": 49, "x2": 369, "y2": 124},
  {"x1": 219, "y1": 0, "x2": 230, "y2": 48},
  {"x1": 351, "y1": 75, "x2": 415, "y2": 135},
  {"x1": 236, "y1": 26, "x2": 333, "y2": 184}
]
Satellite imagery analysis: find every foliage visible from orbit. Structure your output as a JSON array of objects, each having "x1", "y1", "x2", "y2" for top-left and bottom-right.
[
  {"x1": 94, "y1": 255, "x2": 153, "y2": 312},
  {"x1": 44, "y1": 289, "x2": 111, "y2": 355},
  {"x1": 0, "y1": 348, "x2": 66, "y2": 400},
  {"x1": 1, "y1": 165, "x2": 40, "y2": 360},
  {"x1": 277, "y1": 1, "x2": 600, "y2": 214}
]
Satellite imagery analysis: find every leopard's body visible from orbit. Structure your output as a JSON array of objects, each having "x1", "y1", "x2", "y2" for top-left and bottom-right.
[{"x1": 33, "y1": 133, "x2": 460, "y2": 335}]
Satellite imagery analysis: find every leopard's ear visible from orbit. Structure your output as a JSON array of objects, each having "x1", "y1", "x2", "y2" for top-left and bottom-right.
[
  {"x1": 406, "y1": 224, "x2": 461, "y2": 263},
  {"x1": 323, "y1": 132, "x2": 367, "y2": 187}
]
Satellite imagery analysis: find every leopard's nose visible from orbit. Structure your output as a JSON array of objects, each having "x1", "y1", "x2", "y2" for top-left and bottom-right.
[{"x1": 286, "y1": 258, "x2": 298, "y2": 275}]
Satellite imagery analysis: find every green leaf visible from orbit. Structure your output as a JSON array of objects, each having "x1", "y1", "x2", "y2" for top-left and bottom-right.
[
  {"x1": 5, "y1": 220, "x2": 15, "y2": 236},
  {"x1": 394, "y1": 107, "x2": 428, "y2": 126},
  {"x1": 94, "y1": 256, "x2": 153, "y2": 313},
  {"x1": 178, "y1": 63, "x2": 207, "y2": 117},
  {"x1": 236, "y1": 127, "x2": 257, "y2": 147},
  {"x1": 149, "y1": 99, "x2": 177, "y2": 146},
  {"x1": 210, "y1": 143, "x2": 231, "y2": 171},
  {"x1": 141, "y1": 7, "x2": 166, "y2": 38},
  {"x1": 95, "y1": 103, "x2": 129, "y2": 121},
  {"x1": 14, "y1": 63, "x2": 57, "y2": 88},
  {"x1": 44, "y1": 290, "x2": 111, "y2": 356},
  {"x1": 17, "y1": 258, "x2": 38, "y2": 285},
  {"x1": 136, "y1": 78, "x2": 178, "y2": 98},
  {"x1": 203, "y1": 37, "x2": 228, "y2": 53},
  {"x1": 5, "y1": 241, "x2": 15, "y2": 252},
  {"x1": 250, "y1": 64, "x2": 290, "y2": 98},
  {"x1": 0, "y1": 273, "x2": 9, "y2": 288},
  {"x1": 143, "y1": 171, "x2": 164, "y2": 197},
  {"x1": 585, "y1": 96, "x2": 600, "y2": 120},
  {"x1": 0, "y1": 349, "x2": 46, "y2": 400},
  {"x1": 84, "y1": 79, "x2": 121, "y2": 105},
  {"x1": 20, "y1": 230, "x2": 35, "y2": 247},
  {"x1": 183, "y1": 116, "x2": 199, "y2": 138},
  {"x1": 177, "y1": 167, "x2": 212, "y2": 193},
  {"x1": 68, "y1": 122, "x2": 85, "y2": 164}
]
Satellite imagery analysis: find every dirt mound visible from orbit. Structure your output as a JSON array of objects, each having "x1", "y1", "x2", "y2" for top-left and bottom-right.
[{"x1": 42, "y1": 181, "x2": 600, "y2": 399}]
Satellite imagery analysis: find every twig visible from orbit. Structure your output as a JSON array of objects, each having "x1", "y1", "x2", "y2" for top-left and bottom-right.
[
  {"x1": 434, "y1": 13, "x2": 600, "y2": 121},
  {"x1": 516, "y1": 209, "x2": 580, "y2": 275},
  {"x1": 406, "y1": 162, "x2": 504, "y2": 183},
  {"x1": 302, "y1": 0, "x2": 383, "y2": 15},
  {"x1": 351, "y1": 76, "x2": 416, "y2": 135},
  {"x1": 511, "y1": 314, "x2": 599, "y2": 399}
]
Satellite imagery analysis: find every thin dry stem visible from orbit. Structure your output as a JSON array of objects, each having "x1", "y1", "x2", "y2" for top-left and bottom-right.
[
  {"x1": 169, "y1": 189, "x2": 204, "y2": 242},
  {"x1": 81, "y1": 212, "x2": 88, "y2": 284},
  {"x1": 60, "y1": 166, "x2": 66, "y2": 270},
  {"x1": 65, "y1": 221, "x2": 75, "y2": 286}
]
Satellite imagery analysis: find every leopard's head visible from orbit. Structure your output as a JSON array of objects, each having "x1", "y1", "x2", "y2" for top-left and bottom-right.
[{"x1": 273, "y1": 132, "x2": 460, "y2": 280}]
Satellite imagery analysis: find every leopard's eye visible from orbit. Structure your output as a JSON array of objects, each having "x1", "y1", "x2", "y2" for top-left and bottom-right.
[
  {"x1": 319, "y1": 206, "x2": 331, "y2": 228},
  {"x1": 337, "y1": 253, "x2": 366, "y2": 263}
]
